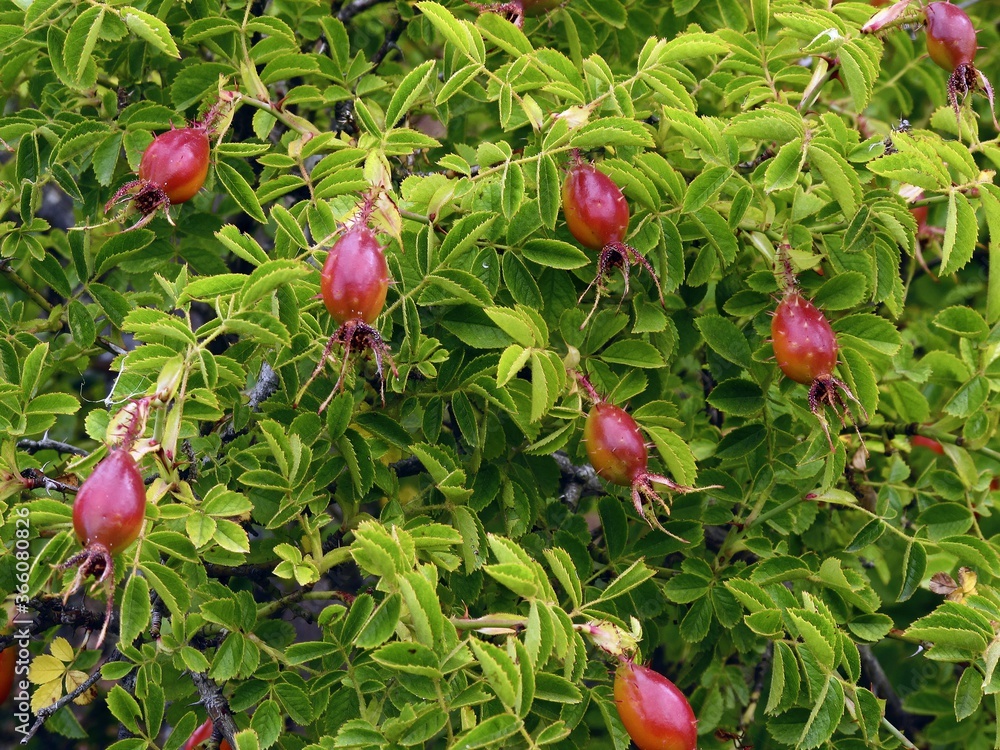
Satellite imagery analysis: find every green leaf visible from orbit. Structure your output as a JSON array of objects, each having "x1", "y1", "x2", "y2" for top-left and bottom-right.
[
  {"x1": 707, "y1": 379, "x2": 764, "y2": 416},
  {"x1": 695, "y1": 314, "x2": 752, "y2": 369},
  {"x1": 121, "y1": 6, "x2": 180, "y2": 57},
  {"x1": 385, "y1": 59, "x2": 436, "y2": 127},
  {"x1": 764, "y1": 137, "x2": 803, "y2": 192},
  {"x1": 417, "y1": 2, "x2": 475, "y2": 57},
  {"x1": 940, "y1": 192, "x2": 978, "y2": 276},
  {"x1": 897, "y1": 540, "x2": 926, "y2": 603},
  {"x1": 64, "y1": 6, "x2": 104, "y2": 85},
  {"x1": 452, "y1": 715, "x2": 522, "y2": 750},
  {"x1": 682, "y1": 166, "x2": 730, "y2": 213},
  {"x1": 140, "y1": 561, "x2": 192, "y2": 616},
  {"x1": 934, "y1": 306, "x2": 988, "y2": 340},
  {"x1": 216, "y1": 161, "x2": 267, "y2": 223},
  {"x1": 521, "y1": 239, "x2": 589, "y2": 270},
  {"x1": 119, "y1": 574, "x2": 150, "y2": 646},
  {"x1": 808, "y1": 142, "x2": 860, "y2": 217}
]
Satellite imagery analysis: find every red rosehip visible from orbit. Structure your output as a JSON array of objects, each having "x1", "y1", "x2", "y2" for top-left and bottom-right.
[
  {"x1": 614, "y1": 660, "x2": 698, "y2": 750},
  {"x1": 72, "y1": 449, "x2": 146, "y2": 553},
  {"x1": 562, "y1": 163, "x2": 630, "y2": 250},
  {"x1": 183, "y1": 718, "x2": 232, "y2": 750},
  {"x1": 138, "y1": 127, "x2": 211, "y2": 205},
  {"x1": 585, "y1": 403, "x2": 648, "y2": 487},
  {"x1": 62, "y1": 449, "x2": 148, "y2": 646},
  {"x1": 771, "y1": 292, "x2": 839, "y2": 385},
  {"x1": 911, "y1": 435, "x2": 945, "y2": 455},
  {"x1": 924, "y1": 2, "x2": 977, "y2": 72},
  {"x1": 320, "y1": 225, "x2": 390, "y2": 326},
  {"x1": 0, "y1": 646, "x2": 15, "y2": 704}
]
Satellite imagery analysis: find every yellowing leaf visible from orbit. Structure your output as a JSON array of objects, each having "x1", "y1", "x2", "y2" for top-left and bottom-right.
[
  {"x1": 50, "y1": 636, "x2": 75, "y2": 662},
  {"x1": 29, "y1": 654, "x2": 67, "y2": 684},
  {"x1": 31, "y1": 680, "x2": 63, "y2": 712}
]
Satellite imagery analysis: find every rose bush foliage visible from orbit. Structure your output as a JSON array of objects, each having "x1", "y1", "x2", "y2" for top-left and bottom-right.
[{"x1": 1, "y1": 0, "x2": 1000, "y2": 748}]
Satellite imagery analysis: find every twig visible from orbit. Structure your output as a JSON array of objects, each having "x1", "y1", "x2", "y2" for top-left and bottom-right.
[
  {"x1": 20, "y1": 468, "x2": 78, "y2": 494},
  {"x1": 189, "y1": 671, "x2": 239, "y2": 749},
  {"x1": 552, "y1": 450, "x2": 604, "y2": 507},
  {"x1": 20, "y1": 648, "x2": 128, "y2": 744},
  {"x1": 739, "y1": 641, "x2": 773, "y2": 731},
  {"x1": 337, "y1": 0, "x2": 393, "y2": 24},
  {"x1": 219, "y1": 361, "x2": 280, "y2": 443},
  {"x1": 370, "y1": 16, "x2": 407, "y2": 71},
  {"x1": 17, "y1": 437, "x2": 90, "y2": 456},
  {"x1": 859, "y1": 645, "x2": 926, "y2": 737}
]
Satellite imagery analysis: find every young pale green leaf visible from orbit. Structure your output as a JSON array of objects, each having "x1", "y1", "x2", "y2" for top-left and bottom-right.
[
  {"x1": 497, "y1": 344, "x2": 530, "y2": 387},
  {"x1": 980, "y1": 185, "x2": 1000, "y2": 324},
  {"x1": 417, "y1": 2, "x2": 476, "y2": 57},
  {"x1": 451, "y1": 715, "x2": 522, "y2": 750},
  {"x1": 469, "y1": 638, "x2": 520, "y2": 709},
  {"x1": 808, "y1": 142, "x2": 860, "y2": 217}
]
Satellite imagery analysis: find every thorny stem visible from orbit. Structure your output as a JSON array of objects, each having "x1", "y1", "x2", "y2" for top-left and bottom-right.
[{"x1": 20, "y1": 649, "x2": 128, "y2": 744}]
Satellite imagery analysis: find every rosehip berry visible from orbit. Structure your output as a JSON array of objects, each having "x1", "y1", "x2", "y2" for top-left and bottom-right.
[
  {"x1": 562, "y1": 162, "x2": 629, "y2": 251},
  {"x1": 577, "y1": 374, "x2": 715, "y2": 538},
  {"x1": 138, "y1": 127, "x2": 211, "y2": 205},
  {"x1": 585, "y1": 403, "x2": 648, "y2": 487},
  {"x1": 72, "y1": 449, "x2": 146, "y2": 553},
  {"x1": 924, "y1": 1, "x2": 977, "y2": 72},
  {"x1": 770, "y1": 289, "x2": 866, "y2": 449},
  {"x1": 0, "y1": 646, "x2": 15, "y2": 704},
  {"x1": 911, "y1": 435, "x2": 945, "y2": 455},
  {"x1": 61, "y1": 449, "x2": 147, "y2": 646},
  {"x1": 183, "y1": 718, "x2": 232, "y2": 750},
  {"x1": 296, "y1": 217, "x2": 396, "y2": 411},
  {"x1": 920, "y1": 2, "x2": 998, "y2": 129},
  {"x1": 614, "y1": 660, "x2": 698, "y2": 750},
  {"x1": 562, "y1": 159, "x2": 664, "y2": 328},
  {"x1": 320, "y1": 225, "x2": 390, "y2": 326},
  {"x1": 771, "y1": 292, "x2": 838, "y2": 385}
]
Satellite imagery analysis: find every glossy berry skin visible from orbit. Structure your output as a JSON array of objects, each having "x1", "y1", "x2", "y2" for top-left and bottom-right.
[
  {"x1": 0, "y1": 646, "x2": 15, "y2": 704},
  {"x1": 72, "y1": 450, "x2": 146, "y2": 553},
  {"x1": 924, "y1": 2, "x2": 977, "y2": 71},
  {"x1": 771, "y1": 293, "x2": 838, "y2": 385},
  {"x1": 183, "y1": 719, "x2": 232, "y2": 750},
  {"x1": 614, "y1": 661, "x2": 698, "y2": 750},
  {"x1": 138, "y1": 127, "x2": 211, "y2": 204},
  {"x1": 320, "y1": 226, "x2": 390, "y2": 326},
  {"x1": 585, "y1": 403, "x2": 648, "y2": 487},
  {"x1": 562, "y1": 163, "x2": 630, "y2": 250}
]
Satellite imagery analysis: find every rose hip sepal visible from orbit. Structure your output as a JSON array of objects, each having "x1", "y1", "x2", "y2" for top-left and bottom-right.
[
  {"x1": 562, "y1": 158, "x2": 665, "y2": 329},
  {"x1": 60, "y1": 448, "x2": 147, "y2": 646},
  {"x1": 105, "y1": 124, "x2": 212, "y2": 231},
  {"x1": 295, "y1": 211, "x2": 397, "y2": 412},
  {"x1": 577, "y1": 374, "x2": 718, "y2": 540},
  {"x1": 466, "y1": 0, "x2": 562, "y2": 28},
  {"x1": 614, "y1": 659, "x2": 698, "y2": 750},
  {"x1": 771, "y1": 290, "x2": 867, "y2": 450}
]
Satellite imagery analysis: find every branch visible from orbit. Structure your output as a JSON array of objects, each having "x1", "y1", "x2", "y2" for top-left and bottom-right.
[
  {"x1": 370, "y1": 16, "x2": 407, "y2": 71},
  {"x1": 859, "y1": 645, "x2": 927, "y2": 737},
  {"x1": 190, "y1": 671, "x2": 239, "y2": 749},
  {"x1": 219, "y1": 361, "x2": 280, "y2": 443},
  {"x1": 20, "y1": 648, "x2": 128, "y2": 744},
  {"x1": 17, "y1": 437, "x2": 90, "y2": 457},
  {"x1": 20, "y1": 468, "x2": 79, "y2": 494},
  {"x1": 552, "y1": 450, "x2": 604, "y2": 506},
  {"x1": 337, "y1": 0, "x2": 393, "y2": 24}
]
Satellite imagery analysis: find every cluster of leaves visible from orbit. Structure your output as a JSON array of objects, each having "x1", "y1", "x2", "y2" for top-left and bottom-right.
[{"x1": 1, "y1": 0, "x2": 1000, "y2": 748}]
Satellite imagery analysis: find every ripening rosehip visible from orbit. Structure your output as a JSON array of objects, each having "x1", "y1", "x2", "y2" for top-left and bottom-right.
[
  {"x1": 105, "y1": 115, "x2": 217, "y2": 230},
  {"x1": 72, "y1": 449, "x2": 146, "y2": 553},
  {"x1": 770, "y1": 289, "x2": 867, "y2": 449},
  {"x1": 576, "y1": 374, "x2": 715, "y2": 537},
  {"x1": 61, "y1": 449, "x2": 147, "y2": 646},
  {"x1": 771, "y1": 292, "x2": 839, "y2": 385},
  {"x1": 614, "y1": 661, "x2": 698, "y2": 750},
  {"x1": 924, "y1": 2, "x2": 977, "y2": 72},
  {"x1": 320, "y1": 225, "x2": 390, "y2": 326},
  {"x1": 0, "y1": 647, "x2": 15, "y2": 705},
  {"x1": 562, "y1": 163, "x2": 630, "y2": 251},
  {"x1": 920, "y1": 2, "x2": 998, "y2": 130},
  {"x1": 138, "y1": 127, "x2": 211, "y2": 205},
  {"x1": 183, "y1": 719, "x2": 232, "y2": 750},
  {"x1": 585, "y1": 403, "x2": 648, "y2": 487},
  {"x1": 296, "y1": 218, "x2": 397, "y2": 411},
  {"x1": 562, "y1": 160, "x2": 664, "y2": 328}
]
